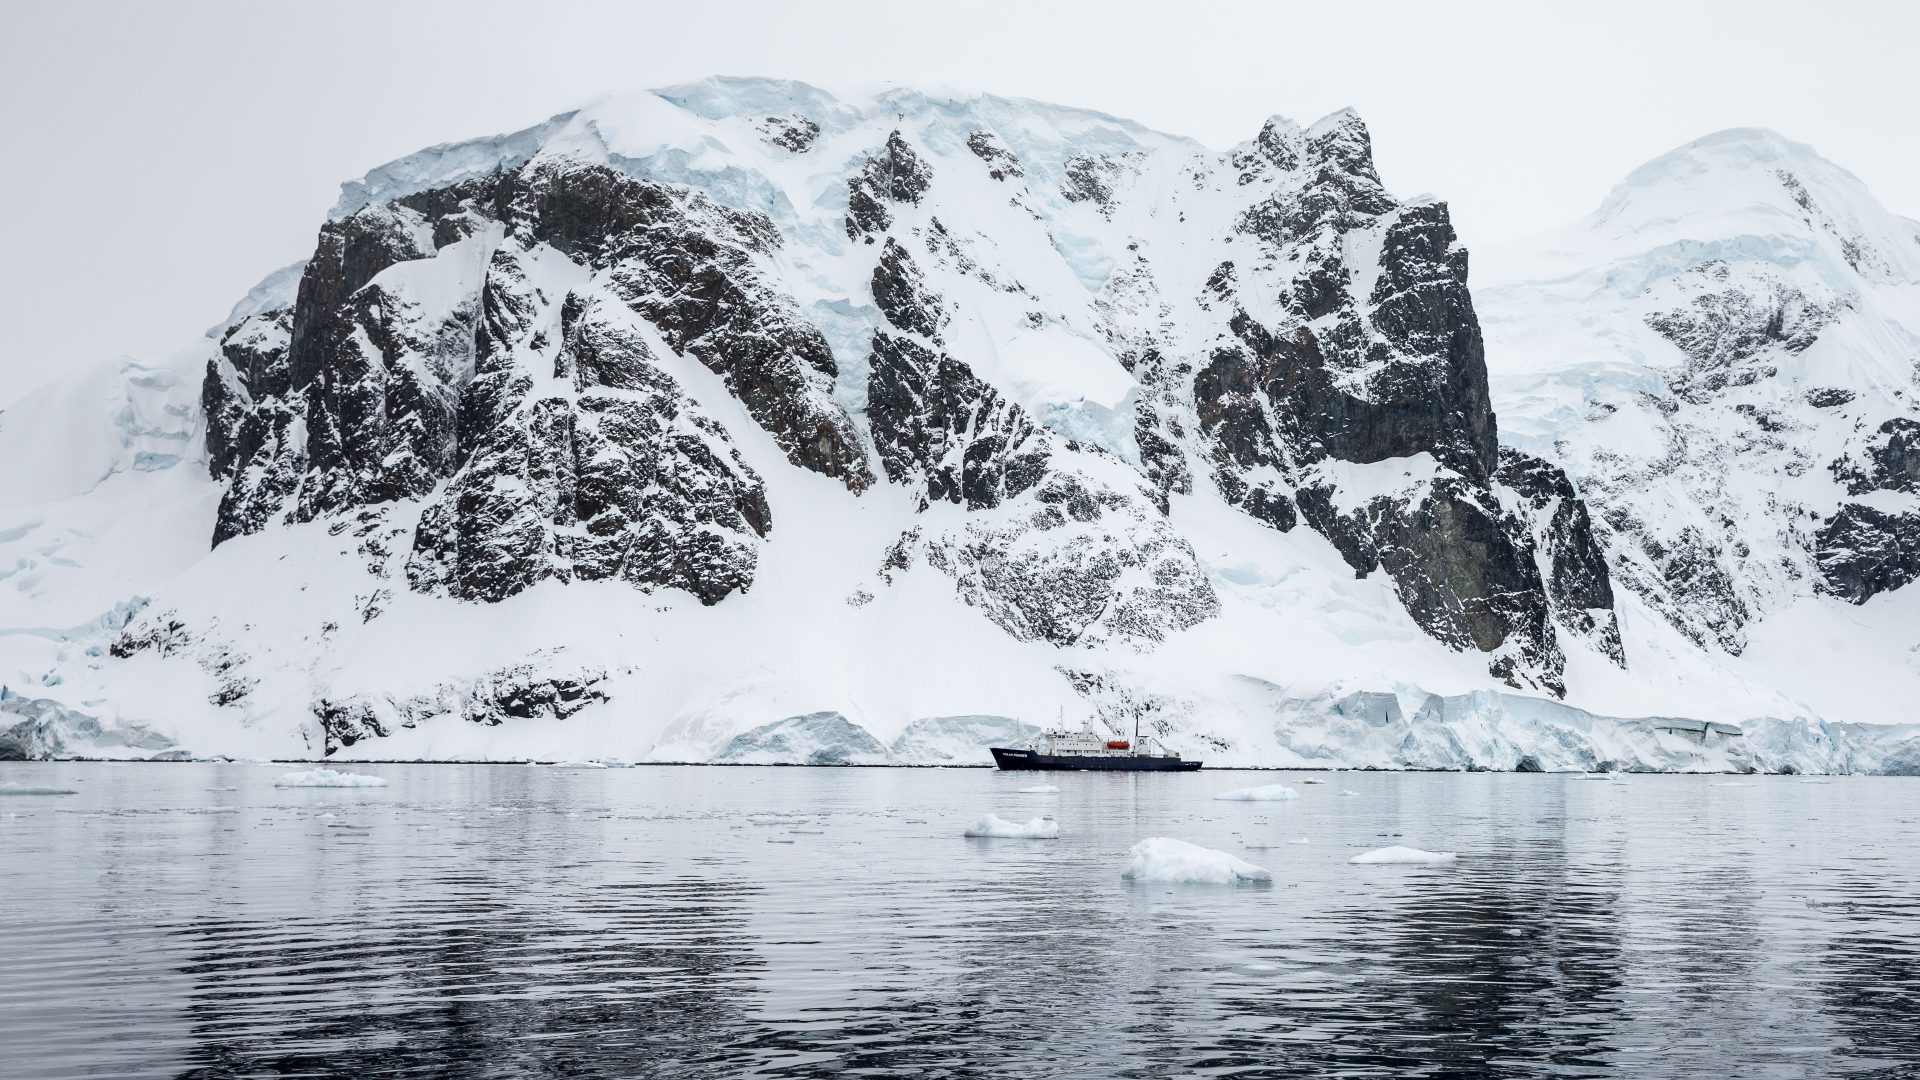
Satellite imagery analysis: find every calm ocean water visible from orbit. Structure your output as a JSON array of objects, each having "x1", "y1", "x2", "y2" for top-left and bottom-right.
[{"x1": 2, "y1": 762, "x2": 1917, "y2": 1078}]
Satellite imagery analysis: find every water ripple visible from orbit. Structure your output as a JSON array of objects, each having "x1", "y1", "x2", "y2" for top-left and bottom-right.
[{"x1": 1, "y1": 764, "x2": 1917, "y2": 1078}]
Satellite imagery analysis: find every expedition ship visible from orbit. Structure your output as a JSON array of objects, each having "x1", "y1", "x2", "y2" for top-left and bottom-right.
[{"x1": 989, "y1": 714, "x2": 1201, "y2": 772}]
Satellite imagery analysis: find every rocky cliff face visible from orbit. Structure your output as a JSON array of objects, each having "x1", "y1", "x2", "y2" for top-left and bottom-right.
[{"x1": 186, "y1": 80, "x2": 1614, "y2": 704}]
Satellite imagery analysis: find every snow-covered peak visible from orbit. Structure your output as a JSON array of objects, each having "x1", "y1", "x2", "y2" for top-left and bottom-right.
[{"x1": 1505, "y1": 127, "x2": 1920, "y2": 294}]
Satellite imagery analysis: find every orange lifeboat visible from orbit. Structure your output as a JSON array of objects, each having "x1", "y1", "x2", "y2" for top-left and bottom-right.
[{"x1": 1106, "y1": 739, "x2": 1131, "y2": 750}]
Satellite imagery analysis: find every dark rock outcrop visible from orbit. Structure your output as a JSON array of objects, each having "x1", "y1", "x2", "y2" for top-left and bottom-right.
[
  {"x1": 845, "y1": 130, "x2": 932, "y2": 240},
  {"x1": 203, "y1": 155, "x2": 869, "y2": 608},
  {"x1": 316, "y1": 661, "x2": 610, "y2": 754},
  {"x1": 1818, "y1": 503, "x2": 1920, "y2": 603},
  {"x1": 1184, "y1": 112, "x2": 1616, "y2": 690},
  {"x1": 1644, "y1": 263, "x2": 1844, "y2": 404},
  {"x1": 1836, "y1": 417, "x2": 1920, "y2": 495}
]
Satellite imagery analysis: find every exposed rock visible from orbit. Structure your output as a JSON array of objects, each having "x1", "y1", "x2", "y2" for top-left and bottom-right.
[
  {"x1": 845, "y1": 130, "x2": 932, "y2": 240},
  {"x1": 1497, "y1": 450, "x2": 1625, "y2": 663},
  {"x1": 1644, "y1": 263, "x2": 1845, "y2": 404},
  {"x1": 404, "y1": 246, "x2": 770, "y2": 605},
  {"x1": 1818, "y1": 503, "x2": 1920, "y2": 602},
  {"x1": 316, "y1": 661, "x2": 610, "y2": 754},
  {"x1": 1061, "y1": 153, "x2": 1138, "y2": 219},
  {"x1": 1835, "y1": 417, "x2": 1920, "y2": 495},
  {"x1": 1183, "y1": 113, "x2": 1604, "y2": 688},
  {"x1": 966, "y1": 131, "x2": 1023, "y2": 181},
  {"x1": 205, "y1": 153, "x2": 868, "y2": 607},
  {"x1": 756, "y1": 114, "x2": 819, "y2": 152}
]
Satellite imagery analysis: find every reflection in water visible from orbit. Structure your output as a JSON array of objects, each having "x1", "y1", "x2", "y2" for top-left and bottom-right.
[
  {"x1": 169, "y1": 876, "x2": 761, "y2": 1078},
  {"x1": 0, "y1": 764, "x2": 1916, "y2": 1078}
]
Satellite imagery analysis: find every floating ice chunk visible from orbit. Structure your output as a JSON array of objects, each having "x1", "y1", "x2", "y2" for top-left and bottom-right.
[
  {"x1": 274, "y1": 768, "x2": 387, "y2": 788},
  {"x1": 964, "y1": 813, "x2": 1059, "y2": 839},
  {"x1": 1121, "y1": 837, "x2": 1271, "y2": 884},
  {"x1": 1350, "y1": 845, "x2": 1457, "y2": 865},
  {"x1": 1286, "y1": 838, "x2": 1311, "y2": 845},
  {"x1": 1714, "y1": 781, "x2": 1757, "y2": 788},
  {"x1": 1800, "y1": 777, "x2": 1834, "y2": 784},
  {"x1": 0, "y1": 783, "x2": 77, "y2": 796},
  {"x1": 1298, "y1": 778, "x2": 1325, "y2": 785},
  {"x1": 1213, "y1": 784, "x2": 1299, "y2": 802},
  {"x1": 1017, "y1": 784, "x2": 1060, "y2": 794},
  {"x1": 548, "y1": 760, "x2": 608, "y2": 769},
  {"x1": 1336, "y1": 790, "x2": 1360, "y2": 797}
]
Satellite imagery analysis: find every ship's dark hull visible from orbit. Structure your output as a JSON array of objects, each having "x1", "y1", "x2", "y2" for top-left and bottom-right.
[{"x1": 990, "y1": 747, "x2": 1202, "y2": 772}]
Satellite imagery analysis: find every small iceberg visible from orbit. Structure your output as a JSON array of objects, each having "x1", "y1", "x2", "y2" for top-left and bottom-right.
[
  {"x1": 1213, "y1": 784, "x2": 1299, "y2": 802},
  {"x1": 1121, "y1": 837, "x2": 1271, "y2": 884},
  {"x1": 0, "y1": 783, "x2": 77, "y2": 796},
  {"x1": 274, "y1": 768, "x2": 387, "y2": 788},
  {"x1": 1800, "y1": 777, "x2": 1834, "y2": 784},
  {"x1": 1017, "y1": 784, "x2": 1060, "y2": 794},
  {"x1": 1336, "y1": 790, "x2": 1359, "y2": 797},
  {"x1": 963, "y1": 813, "x2": 1059, "y2": 839},
  {"x1": 1714, "y1": 781, "x2": 1757, "y2": 788},
  {"x1": 1350, "y1": 845, "x2": 1456, "y2": 865},
  {"x1": 1298, "y1": 778, "x2": 1325, "y2": 785}
]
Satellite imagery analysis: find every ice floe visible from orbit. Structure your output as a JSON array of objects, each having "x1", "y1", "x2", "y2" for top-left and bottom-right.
[
  {"x1": 0, "y1": 783, "x2": 77, "y2": 796},
  {"x1": 964, "y1": 814, "x2": 1058, "y2": 839},
  {"x1": 1121, "y1": 837, "x2": 1271, "y2": 884},
  {"x1": 1017, "y1": 784, "x2": 1060, "y2": 794},
  {"x1": 273, "y1": 768, "x2": 387, "y2": 788},
  {"x1": 1213, "y1": 784, "x2": 1299, "y2": 802},
  {"x1": 1350, "y1": 845, "x2": 1457, "y2": 865}
]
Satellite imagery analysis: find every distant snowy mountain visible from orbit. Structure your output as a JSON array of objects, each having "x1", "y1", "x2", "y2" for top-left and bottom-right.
[
  {"x1": 1, "y1": 78, "x2": 1915, "y2": 771},
  {"x1": 1480, "y1": 127, "x2": 1920, "y2": 742}
]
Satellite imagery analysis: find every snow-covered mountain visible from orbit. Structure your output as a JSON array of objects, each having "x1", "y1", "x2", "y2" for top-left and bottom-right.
[
  {"x1": 2, "y1": 78, "x2": 1915, "y2": 771},
  {"x1": 1480, "y1": 127, "x2": 1920, "y2": 742}
]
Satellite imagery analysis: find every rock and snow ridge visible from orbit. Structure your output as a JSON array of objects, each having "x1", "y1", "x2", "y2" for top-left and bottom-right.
[{"x1": 0, "y1": 77, "x2": 1915, "y2": 771}]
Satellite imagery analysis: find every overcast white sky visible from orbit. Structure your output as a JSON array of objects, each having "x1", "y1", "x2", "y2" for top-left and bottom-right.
[{"x1": 2, "y1": 0, "x2": 1915, "y2": 406}]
